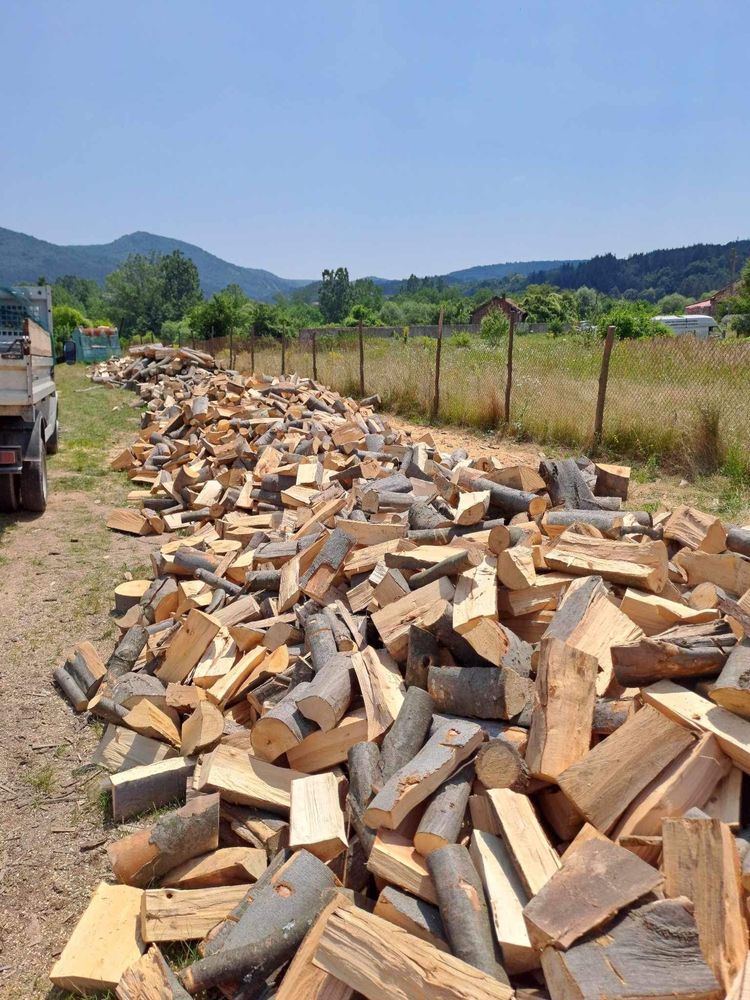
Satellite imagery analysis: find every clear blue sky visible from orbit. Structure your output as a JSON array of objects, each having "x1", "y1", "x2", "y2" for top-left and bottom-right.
[{"x1": 3, "y1": 0, "x2": 747, "y2": 279}]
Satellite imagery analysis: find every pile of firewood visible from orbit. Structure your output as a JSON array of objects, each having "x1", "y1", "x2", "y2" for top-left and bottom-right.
[{"x1": 49, "y1": 345, "x2": 750, "y2": 998}]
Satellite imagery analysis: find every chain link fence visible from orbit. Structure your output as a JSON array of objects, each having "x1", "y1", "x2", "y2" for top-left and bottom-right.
[{"x1": 192, "y1": 328, "x2": 750, "y2": 467}]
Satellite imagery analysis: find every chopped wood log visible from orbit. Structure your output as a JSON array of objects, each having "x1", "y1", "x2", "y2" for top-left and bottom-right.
[
  {"x1": 557, "y1": 705, "x2": 696, "y2": 833},
  {"x1": 613, "y1": 733, "x2": 730, "y2": 839},
  {"x1": 522, "y1": 837, "x2": 663, "y2": 950},
  {"x1": 454, "y1": 465, "x2": 548, "y2": 519},
  {"x1": 54, "y1": 666, "x2": 88, "y2": 711},
  {"x1": 162, "y1": 847, "x2": 267, "y2": 888},
  {"x1": 413, "y1": 762, "x2": 473, "y2": 855},
  {"x1": 612, "y1": 621, "x2": 735, "y2": 686},
  {"x1": 470, "y1": 829, "x2": 538, "y2": 975},
  {"x1": 545, "y1": 533, "x2": 669, "y2": 593},
  {"x1": 454, "y1": 489, "x2": 491, "y2": 525},
  {"x1": 180, "y1": 700, "x2": 224, "y2": 756},
  {"x1": 408, "y1": 547, "x2": 483, "y2": 589},
  {"x1": 620, "y1": 587, "x2": 719, "y2": 636},
  {"x1": 405, "y1": 625, "x2": 440, "y2": 689},
  {"x1": 665, "y1": 505, "x2": 727, "y2": 554},
  {"x1": 297, "y1": 654, "x2": 353, "y2": 731},
  {"x1": 141, "y1": 884, "x2": 251, "y2": 942},
  {"x1": 195, "y1": 744, "x2": 304, "y2": 813},
  {"x1": 67, "y1": 640, "x2": 106, "y2": 697},
  {"x1": 91, "y1": 724, "x2": 177, "y2": 773},
  {"x1": 497, "y1": 545, "x2": 536, "y2": 589},
  {"x1": 485, "y1": 788, "x2": 560, "y2": 896},
  {"x1": 542, "y1": 508, "x2": 651, "y2": 537},
  {"x1": 367, "y1": 829, "x2": 437, "y2": 903},
  {"x1": 373, "y1": 886, "x2": 448, "y2": 949},
  {"x1": 156, "y1": 609, "x2": 221, "y2": 684},
  {"x1": 116, "y1": 946, "x2": 191, "y2": 1000},
  {"x1": 351, "y1": 645, "x2": 405, "y2": 740},
  {"x1": 178, "y1": 849, "x2": 338, "y2": 993},
  {"x1": 311, "y1": 900, "x2": 514, "y2": 1000},
  {"x1": 366, "y1": 716, "x2": 482, "y2": 829},
  {"x1": 427, "y1": 665, "x2": 531, "y2": 720},
  {"x1": 107, "y1": 793, "x2": 220, "y2": 888},
  {"x1": 674, "y1": 548, "x2": 750, "y2": 596},
  {"x1": 123, "y1": 700, "x2": 181, "y2": 747},
  {"x1": 475, "y1": 728, "x2": 529, "y2": 791},
  {"x1": 250, "y1": 690, "x2": 318, "y2": 763},
  {"x1": 540, "y1": 898, "x2": 722, "y2": 1000},
  {"x1": 379, "y1": 685, "x2": 434, "y2": 782},
  {"x1": 110, "y1": 757, "x2": 195, "y2": 822},
  {"x1": 290, "y1": 772, "x2": 348, "y2": 862},
  {"x1": 727, "y1": 527, "x2": 750, "y2": 558},
  {"x1": 287, "y1": 709, "x2": 369, "y2": 773},
  {"x1": 592, "y1": 697, "x2": 635, "y2": 734},
  {"x1": 710, "y1": 638, "x2": 750, "y2": 718},
  {"x1": 426, "y1": 843, "x2": 509, "y2": 983},
  {"x1": 540, "y1": 457, "x2": 620, "y2": 511},
  {"x1": 642, "y1": 680, "x2": 750, "y2": 773},
  {"x1": 50, "y1": 883, "x2": 145, "y2": 994},
  {"x1": 272, "y1": 891, "x2": 355, "y2": 1000},
  {"x1": 663, "y1": 812, "x2": 747, "y2": 989},
  {"x1": 371, "y1": 576, "x2": 455, "y2": 661},
  {"x1": 594, "y1": 461, "x2": 630, "y2": 500},
  {"x1": 107, "y1": 624, "x2": 149, "y2": 680},
  {"x1": 114, "y1": 578, "x2": 152, "y2": 613}
]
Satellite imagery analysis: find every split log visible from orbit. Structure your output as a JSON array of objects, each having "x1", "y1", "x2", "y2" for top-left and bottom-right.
[
  {"x1": 405, "y1": 625, "x2": 440, "y2": 689},
  {"x1": 178, "y1": 849, "x2": 338, "y2": 994},
  {"x1": 273, "y1": 891, "x2": 355, "y2": 1000},
  {"x1": 545, "y1": 533, "x2": 669, "y2": 593},
  {"x1": 426, "y1": 843, "x2": 509, "y2": 983},
  {"x1": 162, "y1": 846, "x2": 267, "y2": 888},
  {"x1": 592, "y1": 697, "x2": 634, "y2": 734},
  {"x1": 107, "y1": 793, "x2": 220, "y2": 888},
  {"x1": 427, "y1": 665, "x2": 531, "y2": 721},
  {"x1": 286, "y1": 709, "x2": 369, "y2": 773},
  {"x1": 347, "y1": 740, "x2": 382, "y2": 856},
  {"x1": 195, "y1": 744, "x2": 304, "y2": 813},
  {"x1": 594, "y1": 461, "x2": 630, "y2": 500},
  {"x1": 180, "y1": 701, "x2": 224, "y2": 755},
  {"x1": 141, "y1": 885, "x2": 251, "y2": 942},
  {"x1": 663, "y1": 811, "x2": 747, "y2": 989},
  {"x1": 485, "y1": 788, "x2": 561, "y2": 896},
  {"x1": 250, "y1": 690, "x2": 318, "y2": 763},
  {"x1": 365, "y1": 717, "x2": 482, "y2": 830},
  {"x1": 289, "y1": 772, "x2": 348, "y2": 862},
  {"x1": 116, "y1": 946, "x2": 191, "y2": 1000},
  {"x1": 110, "y1": 757, "x2": 195, "y2": 822},
  {"x1": 311, "y1": 902, "x2": 514, "y2": 1000},
  {"x1": 522, "y1": 837, "x2": 663, "y2": 950},
  {"x1": 557, "y1": 705, "x2": 696, "y2": 833},
  {"x1": 664, "y1": 505, "x2": 727, "y2": 554},
  {"x1": 156, "y1": 609, "x2": 221, "y2": 684},
  {"x1": 413, "y1": 762, "x2": 473, "y2": 855},
  {"x1": 540, "y1": 898, "x2": 722, "y2": 1000}
]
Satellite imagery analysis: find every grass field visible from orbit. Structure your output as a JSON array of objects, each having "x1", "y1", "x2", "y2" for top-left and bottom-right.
[{"x1": 231, "y1": 332, "x2": 750, "y2": 476}]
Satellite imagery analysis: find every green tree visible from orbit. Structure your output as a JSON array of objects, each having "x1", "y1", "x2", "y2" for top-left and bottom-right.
[
  {"x1": 352, "y1": 278, "x2": 384, "y2": 312},
  {"x1": 105, "y1": 253, "x2": 165, "y2": 334},
  {"x1": 597, "y1": 302, "x2": 665, "y2": 339},
  {"x1": 319, "y1": 267, "x2": 353, "y2": 323},
  {"x1": 479, "y1": 310, "x2": 509, "y2": 346},
  {"x1": 159, "y1": 251, "x2": 202, "y2": 321},
  {"x1": 189, "y1": 285, "x2": 251, "y2": 340},
  {"x1": 521, "y1": 284, "x2": 572, "y2": 324},
  {"x1": 656, "y1": 293, "x2": 690, "y2": 315},
  {"x1": 575, "y1": 286, "x2": 598, "y2": 319},
  {"x1": 52, "y1": 304, "x2": 89, "y2": 337}
]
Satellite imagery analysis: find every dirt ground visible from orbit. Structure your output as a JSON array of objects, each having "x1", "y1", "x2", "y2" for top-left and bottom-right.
[{"x1": 0, "y1": 370, "x2": 746, "y2": 999}]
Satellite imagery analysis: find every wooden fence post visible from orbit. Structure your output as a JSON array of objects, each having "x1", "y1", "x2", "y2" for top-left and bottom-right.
[
  {"x1": 281, "y1": 328, "x2": 286, "y2": 375},
  {"x1": 432, "y1": 306, "x2": 444, "y2": 421},
  {"x1": 593, "y1": 324, "x2": 616, "y2": 452},
  {"x1": 358, "y1": 319, "x2": 365, "y2": 396},
  {"x1": 191, "y1": 332, "x2": 196, "y2": 349},
  {"x1": 312, "y1": 331, "x2": 318, "y2": 381},
  {"x1": 229, "y1": 328, "x2": 234, "y2": 369},
  {"x1": 250, "y1": 327, "x2": 256, "y2": 373},
  {"x1": 504, "y1": 312, "x2": 516, "y2": 425}
]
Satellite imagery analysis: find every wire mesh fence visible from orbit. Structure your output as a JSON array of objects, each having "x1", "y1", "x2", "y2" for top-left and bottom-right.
[{"x1": 193, "y1": 328, "x2": 750, "y2": 465}]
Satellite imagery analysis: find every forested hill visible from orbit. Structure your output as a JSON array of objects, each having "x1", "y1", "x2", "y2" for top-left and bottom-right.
[
  {"x1": 524, "y1": 240, "x2": 750, "y2": 300},
  {"x1": 0, "y1": 227, "x2": 310, "y2": 302}
]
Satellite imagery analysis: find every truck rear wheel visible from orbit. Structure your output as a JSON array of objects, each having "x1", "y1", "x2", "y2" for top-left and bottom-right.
[
  {"x1": 47, "y1": 420, "x2": 60, "y2": 455},
  {"x1": 21, "y1": 444, "x2": 48, "y2": 512},
  {"x1": 0, "y1": 474, "x2": 20, "y2": 512}
]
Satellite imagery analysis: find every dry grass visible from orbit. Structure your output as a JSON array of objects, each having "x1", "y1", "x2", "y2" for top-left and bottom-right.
[{"x1": 232, "y1": 333, "x2": 750, "y2": 474}]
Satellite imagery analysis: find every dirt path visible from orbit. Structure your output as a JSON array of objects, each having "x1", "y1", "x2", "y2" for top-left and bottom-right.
[{"x1": 0, "y1": 367, "x2": 745, "y2": 999}]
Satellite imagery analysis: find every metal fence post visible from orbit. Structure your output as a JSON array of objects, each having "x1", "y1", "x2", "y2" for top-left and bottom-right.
[
  {"x1": 358, "y1": 319, "x2": 365, "y2": 396},
  {"x1": 593, "y1": 324, "x2": 616, "y2": 452},
  {"x1": 312, "y1": 331, "x2": 318, "y2": 381},
  {"x1": 281, "y1": 328, "x2": 286, "y2": 375},
  {"x1": 432, "y1": 306, "x2": 444, "y2": 421},
  {"x1": 504, "y1": 312, "x2": 516, "y2": 425}
]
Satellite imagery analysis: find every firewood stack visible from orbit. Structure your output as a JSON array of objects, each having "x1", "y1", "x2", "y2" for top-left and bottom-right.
[{"x1": 49, "y1": 348, "x2": 750, "y2": 998}]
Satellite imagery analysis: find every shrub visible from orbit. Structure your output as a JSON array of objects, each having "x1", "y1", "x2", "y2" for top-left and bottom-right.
[
  {"x1": 480, "y1": 310, "x2": 510, "y2": 346},
  {"x1": 450, "y1": 332, "x2": 472, "y2": 348},
  {"x1": 410, "y1": 335, "x2": 437, "y2": 350},
  {"x1": 733, "y1": 313, "x2": 750, "y2": 337},
  {"x1": 598, "y1": 303, "x2": 663, "y2": 339}
]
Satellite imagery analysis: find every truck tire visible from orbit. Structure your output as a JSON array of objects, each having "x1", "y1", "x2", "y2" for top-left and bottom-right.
[
  {"x1": 21, "y1": 444, "x2": 48, "y2": 513},
  {"x1": 47, "y1": 420, "x2": 60, "y2": 455},
  {"x1": 0, "y1": 474, "x2": 20, "y2": 512}
]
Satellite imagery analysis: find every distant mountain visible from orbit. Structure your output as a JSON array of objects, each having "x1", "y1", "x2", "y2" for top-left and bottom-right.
[
  {"x1": 526, "y1": 240, "x2": 750, "y2": 300},
  {"x1": 442, "y1": 259, "x2": 578, "y2": 284},
  {"x1": 0, "y1": 227, "x2": 311, "y2": 302}
]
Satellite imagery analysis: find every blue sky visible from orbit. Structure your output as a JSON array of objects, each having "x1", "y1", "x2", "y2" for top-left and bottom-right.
[{"x1": 2, "y1": 0, "x2": 747, "y2": 278}]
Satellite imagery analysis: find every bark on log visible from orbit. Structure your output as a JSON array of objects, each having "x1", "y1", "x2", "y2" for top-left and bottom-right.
[
  {"x1": 543, "y1": 509, "x2": 650, "y2": 537},
  {"x1": 475, "y1": 733, "x2": 529, "y2": 791},
  {"x1": 107, "y1": 625, "x2": 149, "y2": 680},
  {"x1": 405, "y1": 625, "x2": 441, "y2": 689},
  {"x1": 347, "y1": 741, "x2": 382, "y2": 858},
  {"x1": 421, "y1": 600, "x2": 497, "y2": 669},
  {"x1": 409, "y1": 548, "x2": 483, "y2": 589},
  {"x1": 426, "y1": 844, "x2": 510, "y2": 983},
  {"x1": 414, "y1": 763, "x2": 473, "y2": 855},
  {"x1": 379, "y1": 686, "x2": 434, "y2": 782},
  {"x1": 727, "y1": 527, "x2": 750, "y2": 558},
  {"x1": 710, "y1": 639, "x2": 750, "y2": 718},
  {"x1": 296, "y1": 654, "x2": 353, "y2": 731},
  {"x1": 539, "y1": 458, "x2": 621, "y2": 511},
  {"x1": 428, "y1": 665, "x2": 531, "y2": 721},
  {"x1": 305, "y1": 614, "x2": 338, "y2": 673},
  {"x1": 612, "y1": 622, "x2": 735, "y2": 687},
  {"x1": 454, "y1": 467, "x2": 547, "y2": 519},
  {"x1": 179, "y1": 851, "x2": 338, "y2": 993}
]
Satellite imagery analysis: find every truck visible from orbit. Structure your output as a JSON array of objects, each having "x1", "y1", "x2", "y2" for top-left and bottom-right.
[{"x1": 0, "y1": 285, "x2": 59, "y2": 512}]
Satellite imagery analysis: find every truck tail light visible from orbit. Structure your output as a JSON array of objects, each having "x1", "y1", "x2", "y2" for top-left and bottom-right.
[{"x1": 0, "y1": 449, "x2": 19, "y2": 465}]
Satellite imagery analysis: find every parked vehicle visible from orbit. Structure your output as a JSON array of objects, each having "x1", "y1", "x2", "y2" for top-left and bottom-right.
[
  {"x1": 0, "y1": 285, "x2": 58, "y2": 512},
  {"x1": 651, "y1": 314, "x2": 722, "y2": 338}
]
